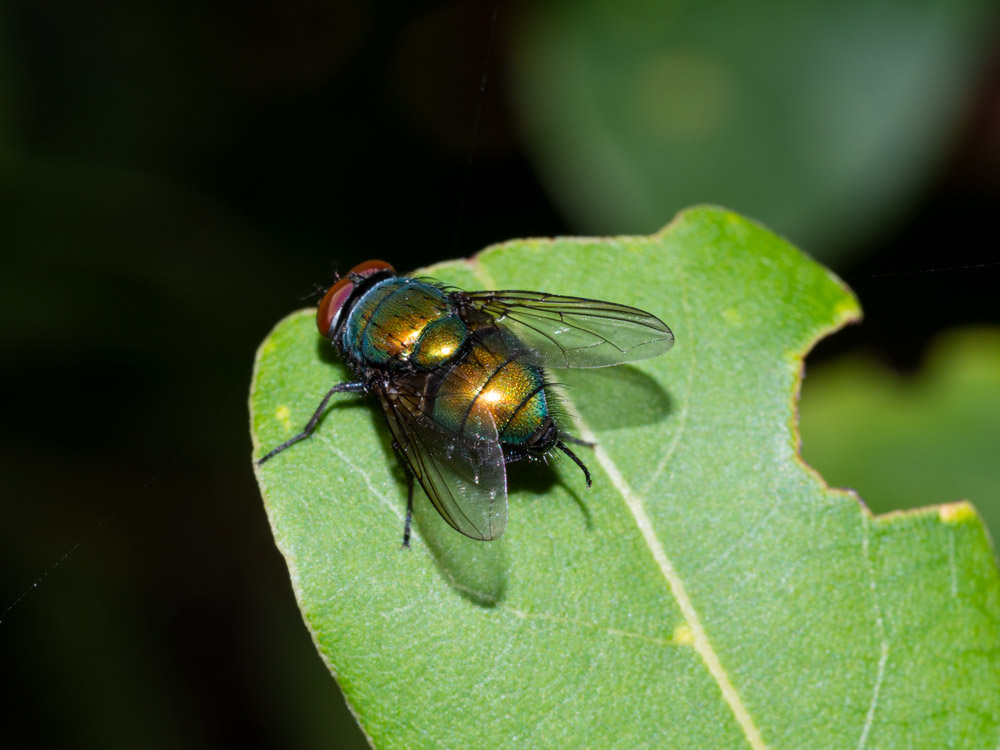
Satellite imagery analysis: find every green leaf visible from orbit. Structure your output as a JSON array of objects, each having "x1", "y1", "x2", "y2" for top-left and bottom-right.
[
  {"x1": 250, "y1": 207, "x2": 1000, "y2": 748},
  {"x1": 801, "y1": 328, "x2": 1000, "y2": 536}
]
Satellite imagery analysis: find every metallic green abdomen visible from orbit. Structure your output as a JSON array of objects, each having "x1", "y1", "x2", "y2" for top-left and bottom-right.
[
  {"x1": 342, "y1": 279, "x2": 466, "y2": 369},
  {"x1": 432, "y1": 327, "x2": 549, "y2": 446}
]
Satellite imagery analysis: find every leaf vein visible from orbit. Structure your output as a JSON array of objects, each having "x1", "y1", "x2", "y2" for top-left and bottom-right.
[
  {"x1": 470, "y1": 257, "x2": 767, "y2": 749},
  {"x1": 855, "y1": 519, "x2": 890, "y2": 750},
  {"x1": 568, "y1": 395, "x2": 767, "y2": 748},
  {"x1": 640, "y1": 259, "x2": 695, "y2": 496},
  {"x1": 316, "y1": 433, "x2": 405, "y2": 525},
  {"x1": 508, "y1": 607, "x2": 677, "y2": 647}
]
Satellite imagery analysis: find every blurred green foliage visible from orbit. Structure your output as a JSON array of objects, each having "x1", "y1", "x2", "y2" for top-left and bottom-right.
[
  {"x1": 801, "y1": 328, "x2": 1000, "y2": 537},
  {"x1": 508, "y1": 0, "x2": 999, "y2": 259}
]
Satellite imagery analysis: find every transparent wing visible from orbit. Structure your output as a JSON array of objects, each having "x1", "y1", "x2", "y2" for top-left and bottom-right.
[
  {"x1": 458, "y1": 290, "x2": 674, "y2": 369},
  {"x1": 374, "y1": 379, "x2": 508, "y2": 541}
]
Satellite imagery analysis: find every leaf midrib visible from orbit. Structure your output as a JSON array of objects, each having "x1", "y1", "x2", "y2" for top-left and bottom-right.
[{"x1": 468, "y1": 256, "x2": 768, "y2": 750}]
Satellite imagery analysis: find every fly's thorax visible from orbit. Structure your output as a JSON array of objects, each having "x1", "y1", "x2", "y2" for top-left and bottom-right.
[
  {"x1": 431, "y1": 326, "x2": 550, "y2": 447},
  {"x1": 412, "y1": 316, "x2": 466, "y2": 368},
  {"x1": 341, "y1": 278, "x2": 466, "y2": 368}
]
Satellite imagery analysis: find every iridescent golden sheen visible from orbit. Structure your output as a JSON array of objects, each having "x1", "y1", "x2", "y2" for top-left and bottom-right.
[
  {"x1": 341, "y1": 278, "x2": 550, "y2": 446},
  {"x1": 413, "y1": 317, "x2": 466, "y2": 368},
  {"x1": 433, "y1": 327, "x2": 547, "y2": 445},
  {"x1": 344, "y1": 279, "x2": 454, "y2": 365}
]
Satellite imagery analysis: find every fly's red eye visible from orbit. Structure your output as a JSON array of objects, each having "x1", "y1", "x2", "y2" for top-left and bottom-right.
[
  {"x1": 349, "y1": 259, "x2": 394, "y2": 276},
  {"x1": 316, "y1": 277, "x2": 355, "y2": 338},
  {"x1": 316, "y1": 260, "x2": 395, "y2": 338}
]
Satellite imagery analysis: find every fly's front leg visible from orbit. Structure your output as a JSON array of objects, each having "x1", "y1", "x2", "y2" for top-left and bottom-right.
[{"x1": 257, "y1": 381, "x2": 365, "y2": 465}]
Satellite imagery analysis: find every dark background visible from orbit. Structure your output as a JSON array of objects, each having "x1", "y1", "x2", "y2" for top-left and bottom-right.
[{"x1": 1, "y1": 1, "x2": 998, "y2": 748}]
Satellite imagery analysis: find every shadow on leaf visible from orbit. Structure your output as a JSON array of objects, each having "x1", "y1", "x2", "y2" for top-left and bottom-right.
[
  {"x1": 416, "y1": 503, "x2": 509, "y2": 609},
  {"x1": 508, "y1": 458, "x2": 594, "y2": 533},
  {"x1": 556, "y1": 364, "x2": 672, "y2": 432},
  {"x1": 315, "y1": 338, "x2": 350, "y2": 369},
  {"x1": 364, "y1": 407, "x2": 510, "y2": 608}
]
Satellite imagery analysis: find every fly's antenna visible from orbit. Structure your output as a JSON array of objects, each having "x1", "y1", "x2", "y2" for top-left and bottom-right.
[
  {"x1": 299, "y1": 281, "x2": 329, "y2": 302},
  {"x1": 556, "y1": 441, "x2": 592, "y2": 488}
]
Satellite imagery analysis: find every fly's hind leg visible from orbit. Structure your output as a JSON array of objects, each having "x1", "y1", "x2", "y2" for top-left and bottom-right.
[
  {"x1": 257, "y1": 381, "x2": 366, "y2": 465},
  {"x1": 556, "y1": 441, "x2": 593, "y2": 488},
  {"x1": 560, "y1": 433, "x2": 595, "y2": 449},
  {"x1": 401, "y1": 472, "x2": 415, "y2": 550}
]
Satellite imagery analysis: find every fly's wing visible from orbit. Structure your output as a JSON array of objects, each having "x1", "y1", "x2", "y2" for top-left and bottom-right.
[
  {"x1": 374, "y1": 379, "x2": 508, "y2": 541},
  {"x1": 458, "y1": 291, "x2": 674, "y2": 369}
]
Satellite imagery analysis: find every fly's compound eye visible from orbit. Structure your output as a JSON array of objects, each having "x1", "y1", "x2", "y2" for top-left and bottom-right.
[
  {"x1": 316, "y1": 259, "x2": 395, "y2": 338},
  {"x1": 348, "y1": 259, "x2": 394, "y2": 278},
  {"x1": 316, "y1": 277, "x2": 354, "y2": 338}
]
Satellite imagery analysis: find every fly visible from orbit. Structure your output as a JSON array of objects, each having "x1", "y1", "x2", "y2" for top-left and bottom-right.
[{"x1": 257, "y1": 260, "x2": 674, "y2": 545}]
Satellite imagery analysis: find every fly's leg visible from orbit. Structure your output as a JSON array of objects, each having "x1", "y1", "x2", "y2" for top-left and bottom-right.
[
  {"x1": 560, "y1": 433, "x2": 595, "y2": 449},
  {"x1": 556, "y1": 441, "x2": 593, "y2": 488},
  {"x1": 256, "y1": 381, "x2": 366, "y2": 465},
  {"x1": 401, "y1": 473, "x2": 415, "y2": 550}
]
